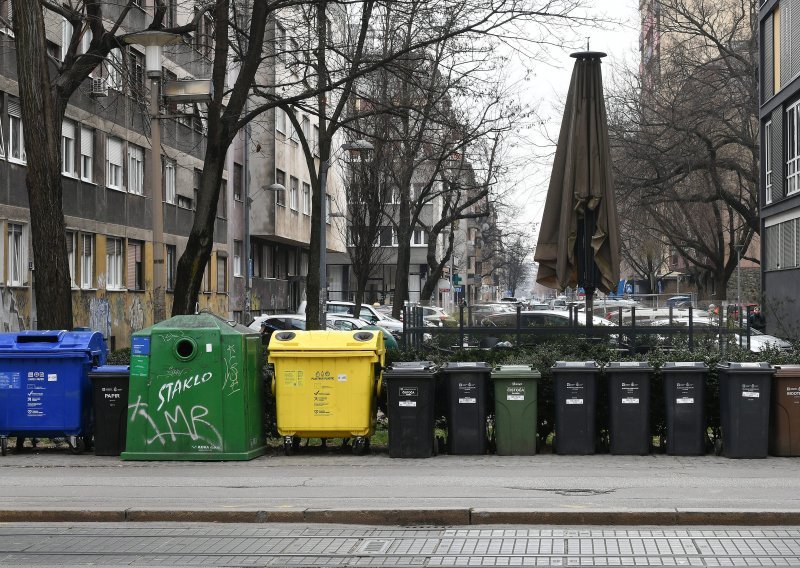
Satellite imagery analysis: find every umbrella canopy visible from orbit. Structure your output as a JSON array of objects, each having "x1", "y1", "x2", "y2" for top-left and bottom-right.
[{"x1": 534, "y1": 51, "x2": 620, "y2": 321}]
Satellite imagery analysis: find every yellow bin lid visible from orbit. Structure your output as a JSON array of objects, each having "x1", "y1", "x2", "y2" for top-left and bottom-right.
[{"x1": 268, "y1": 330, "x2": 385, "y2": 355}]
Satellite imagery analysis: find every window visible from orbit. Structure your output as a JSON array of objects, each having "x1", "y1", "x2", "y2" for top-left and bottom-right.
[
  {"x1": 313, "y1": 125, "x2": 320, "y2": 156},
  {"x1": 105, "y1": 48, "x2": 122, "y2": 90},
  {"x1": 765, "y1": 218, "x2": 800, "y2": 271},
  {"x1": 217, "y1": 255, "x2": 228, "y2": 293},
  {"x1": 203, "y1": 261, "x2": 211, "y2": 292},
  {"x1": 127, "y1": 240, "x2": 143, "y2": 291},
  {"x1": 233, "y1": 163, "x2": 243, "y2": 201},
  {"x1": 765, "y1": 120, "x2": 773, "y2": 204},
  {"x1": 218, "y1": 179, "x2": 228, "y2": 218},
  {"x1": 0, "y1": 0, "x2": 14, "y2": 36},
  {"x1": 106, "y1": 136, "x2": 123, "y2": 190},
  {"x1": 302, "y1": 182, "x2": 311, "y2": 215},
  {"x1": 411, "y1": 229, "x2": 428, "y2": 246},
  {"x1": 80, "y1": 127, "x2": 93, "y2": 182},
  {"x1": 301, "y1": 115, "x2": 310, "y2": 141},
  {"x1": 66, "y1": 231, "x2": 77, "y2": 287},
  {"x1": 80, "y1": 233, "x2": 94, "y2": 289},
  {"x1": 106, "y1": 237, "x2": 124, "y2": 290},
  {"x1": 276, "y1": 169, "x2": 286, "y2": 206},
  {"x1": 193, "y1": 9, "x2": 213, "y2": 59},
  {"x1": 234, "y1": 240, "x2": 243, "y2": 277},
  {"x1": 289, "y1": 108, "x2": 299, "y2": 142},
  {"x1": 379, "y1": 226, "x2": 394, "y2": 247},
  {"x1": 788, "y1": 101, "x2": 800, "y2": 196},
  {"x1": 7, "y1": 223, "x2": 26, "y2": 286},
  {"x1": 128, "y1": 144, "x2": 144, "y2": 195},
  {"x1": 177, "y1": 196, "x2": 192, "y2": 209},
  {"x1": 275, "y1": 107, "x2": 286, "y2": 134},
  {"x1": 163, "y1": 158, "x2": 176, "y2": 203},
  {"x1": 166, "y1": 245, "x2": 176, "y2": 290},
  {"x1": 129, "y1": 48, "x2": 144, "y2": 93},
  {"x1": 8, "y1": 98, "x2": 25, "y2": 164},
  {"x1": 61, "y1": 120, "x2": 76, "y2": 176},
  {"x1": 290, "y1": 176, "x2": 299, "y2": 210}
]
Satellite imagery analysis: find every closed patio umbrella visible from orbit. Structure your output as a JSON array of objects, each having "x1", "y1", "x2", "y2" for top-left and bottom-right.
[{"x1": 534, "y1": 51, "x2": 620, "y2": 326}]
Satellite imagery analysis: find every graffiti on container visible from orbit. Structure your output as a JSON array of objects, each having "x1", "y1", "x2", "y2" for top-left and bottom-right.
[
  {"x1": 129, "y1": 395, "x2": 222, "y2": 450},
  {"x1": 222, "y1": 345, "x2": 241, "y2": 396},
  {"x1": 156, "y1": 371, "x2": 213, "y2": 411},
  {"x1": 89, "y1": 297, "x2": 111, "y2": 338},
  {"x1": 160, "y1": 333, "x2": 181, "y2": 344}
]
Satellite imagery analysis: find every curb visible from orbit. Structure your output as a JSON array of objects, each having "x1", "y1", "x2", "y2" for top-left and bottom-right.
[{"x1": 3, "y1": 509, "x2": 800, "y2": 525}]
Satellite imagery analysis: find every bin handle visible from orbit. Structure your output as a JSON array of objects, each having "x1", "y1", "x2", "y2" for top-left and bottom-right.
[
  {"x1": 376, "y1": 374, "x2": 382, "y2": 398},
  {"x1": 270, "y1": 374, "x2": 276, "y2": 396}
]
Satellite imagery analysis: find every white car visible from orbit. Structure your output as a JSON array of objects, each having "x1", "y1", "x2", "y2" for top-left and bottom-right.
[
  {"x1": 298, "y1": 301, "x2": 404, "y2": 333},
  {"x1": 649, "y1": 317, "x2": 792, "y2": 353}
]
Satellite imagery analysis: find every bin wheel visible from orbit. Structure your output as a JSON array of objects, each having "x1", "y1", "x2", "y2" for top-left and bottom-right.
[
  {"x1": 0, "y1": 437, "x2": 7, "y2": 457},
  {"x1": 15, "y1": 437, "x2": 25, "y2": 451},
  {"x1": 714, "y1": 438, "x2": 723, "y2": 456},
  {"x1": 283, "y1": 436, "x2": 295, "y2": 456},
  {"x1": 68, "y1": 436, "x2": 86, "y2": 455},
  {"x1": 352, "y1": 437, "x2": 367, "y2": 455}
]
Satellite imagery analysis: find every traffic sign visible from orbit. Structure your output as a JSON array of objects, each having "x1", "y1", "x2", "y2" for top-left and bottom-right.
[{"x1": 452, "y1": 274, "x2": 462, "y2": 285}]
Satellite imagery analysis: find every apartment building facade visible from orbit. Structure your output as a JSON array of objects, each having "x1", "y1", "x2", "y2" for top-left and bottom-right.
[{"x1": 760, "y1": 0, "x2": 800, "y2": 336}]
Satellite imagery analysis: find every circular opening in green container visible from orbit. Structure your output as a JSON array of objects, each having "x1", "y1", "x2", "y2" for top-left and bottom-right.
[{"x1": 175, "y1": 338, "x2": 197, "y2": 360}]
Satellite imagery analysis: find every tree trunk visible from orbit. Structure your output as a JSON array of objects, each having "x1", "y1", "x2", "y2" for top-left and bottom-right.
[
  {"x1": 12, "y1": 0, "x2": 72, "y2": 330},
  {"x1": 171, "y1": 144, "x2": 226, "y2": 315}
]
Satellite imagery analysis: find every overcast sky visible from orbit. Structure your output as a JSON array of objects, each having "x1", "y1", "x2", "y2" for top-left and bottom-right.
[{"x1": 501, "y1": 0, "x2": 641, "y2": 237}]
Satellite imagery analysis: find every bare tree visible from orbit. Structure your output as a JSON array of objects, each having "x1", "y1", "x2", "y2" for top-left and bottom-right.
[{"x1": 608, "y1": 0, "x2": 758, "y2": 300}]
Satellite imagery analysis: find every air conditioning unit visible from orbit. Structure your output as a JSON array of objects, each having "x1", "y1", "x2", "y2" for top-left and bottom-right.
[{"x1": 90, "y1": 77, "x2": 108, "y2": 97}]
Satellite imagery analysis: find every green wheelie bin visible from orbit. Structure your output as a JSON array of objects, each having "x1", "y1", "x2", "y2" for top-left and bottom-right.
[
  {"x1": 491, "y1": 365, "x2": 540, "y2": 455},
  {"x1": 122, "y1": 313, "x2": 267, "y2": 461}
]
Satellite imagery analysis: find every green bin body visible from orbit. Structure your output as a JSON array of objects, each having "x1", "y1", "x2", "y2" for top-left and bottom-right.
[
  {"x1": 491, "y1": 365, "x2": 540, "y2": 455},
  {"x1": 122, "y1": 313, "x2": 266, "y2": 461}
]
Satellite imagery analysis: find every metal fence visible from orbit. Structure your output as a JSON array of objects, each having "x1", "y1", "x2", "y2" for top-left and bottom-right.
[{"x1": 401, "y1": 304, "x2": 757, "y2": 354}]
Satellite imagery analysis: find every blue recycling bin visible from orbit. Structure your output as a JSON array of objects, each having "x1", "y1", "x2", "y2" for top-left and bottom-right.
[{"x1": 0, "y1": 330, "x2": 107, "y2": 455}]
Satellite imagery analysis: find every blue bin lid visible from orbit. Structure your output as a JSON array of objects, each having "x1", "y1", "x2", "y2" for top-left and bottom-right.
[
  {"x1": 89, "y1": 365, "x2": 130, "y2": 377},
  {"x1": 0, "y1": 330, "x2": 107, "y2": 365}
]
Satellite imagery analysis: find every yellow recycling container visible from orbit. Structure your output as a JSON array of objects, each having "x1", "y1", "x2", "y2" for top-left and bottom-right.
[{"x1": 268, "y1": 329, "x2": 385, "y2": 455}]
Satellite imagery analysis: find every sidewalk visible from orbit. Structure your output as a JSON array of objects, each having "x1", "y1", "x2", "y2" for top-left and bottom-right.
[{"x1": 2, "y1": 448, "x2": 800, "y2": 525}]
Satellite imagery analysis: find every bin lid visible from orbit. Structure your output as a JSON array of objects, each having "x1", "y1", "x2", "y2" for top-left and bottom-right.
[
  {"x1": 492, "y1": 365, "x2": 541, "y2": 379},
  {"x1": 135, "y1": 312, "x2": 257, "y2": 337},
  {"x1": 385, "y1": 361, "x2": 437, "y2": 376},
  {"x1": 661, "y1": 361, "x2": 708, "y2": 371},
  {"x1": 440, "y1": 361, "x2": 491, "y2": 374},
  {"x1": 552, "y1": 361, "x2": 599, "y2": 370},
  {"x1": 0, "y1": 330, "x2": 107, "y2": 364},
  {"x1": 267, "y1": 330, "x2": 385, "y2": 354},
  {"x1": 605, "y1": 361, "x2": 653, "y2": 372},
  {"x1": 717, "y1": 362, "x2": 774, "y2": 374},
  {"x1": 774, "y1": 365, "x2": 800, "y2": 378},
  {"x1": 89, "y1": 365, "x2": 130, "y2": 378}
]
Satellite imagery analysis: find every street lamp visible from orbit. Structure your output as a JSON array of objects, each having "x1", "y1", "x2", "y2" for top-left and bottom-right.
[
  {"x1": 123, "y1": 30, "x2": 183, "y2": 324},
  {"x1": 318, "y1": 139, "x2": 373, "y2": 328}
]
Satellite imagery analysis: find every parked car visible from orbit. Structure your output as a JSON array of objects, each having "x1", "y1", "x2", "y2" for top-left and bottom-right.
[
  {"x1": 649, "y1": 317, "x2": 792, "y2": 353},
  {"x1": 248, "y1": 313, "x2": 329, "y2": 343},
  {"x1": 326, "y1": 314, "x2": 400, "y2": 350},
  {"x1": 665, "y1": 295, "x2": 693, "y2": 308},
  {"x1": 481, "y1": 309, "x2": 616, "y2": 328},
  {"x1": 298, "y1": 300, "x2": 404, "y2": 333}
]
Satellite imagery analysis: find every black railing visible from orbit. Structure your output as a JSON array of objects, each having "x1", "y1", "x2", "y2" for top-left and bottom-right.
[{"x1": 401, "y1": 304, "x2": 753, "y2": 353}]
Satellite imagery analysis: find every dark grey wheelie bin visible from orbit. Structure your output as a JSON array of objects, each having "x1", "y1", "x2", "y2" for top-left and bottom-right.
[
  {"x1": 606, "y1": 361, "x2": 653, "y2": 455},
  {"x1": 441, "y1": 362, "x2": 490, "y2": 455},
  {"x1": 717, "y1": 362, "x2": 773, "y2": 458},
  {"x1": 552, "y1": 361, "x2": 600, "y2": 455},
  {"x1": 662, "y1": 362, "x2": 707, "y2": 456},
  {"x1": 385, "y1": 361, "x2": 437, "y2": 458}
]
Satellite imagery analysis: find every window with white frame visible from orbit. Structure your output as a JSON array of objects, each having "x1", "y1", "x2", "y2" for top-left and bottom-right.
[
  {"x1": 765, "y1": 217, "x2": 800, "y2": 271},
  {"x1": 80, "y1": 233, "x2": 94, "y2": 288},
  {"x1": 106, "y1": 136, "x2": 123, "y2": 190},
  {"x1": 290, "y1": 176, "x2": 299, "y2": 210},
  {"x1": 0, "y1": 0, "x2": 14, "y2": 37},
  {"x1": 66, "y1": 230, "x2": 77, "y2": 287},
  {"x1": 302, "y1": 115, "x2": 310, "y2": 142},
  {"x1": 61, "y1": 120, "x2": 76, "y2": 176},
  {"x1": 127, "y1": 239, "x2": 143, "y2": 291},
  {"x1": 275, "y1": 107, "x2": 286, "y2": 134},
  {"x1": 105, "y1": 48, "x2": 122, "y2": 90},
  {"x1": 302, "y1": 182, "x2": 310, "y2": 215},
  {"x1": 289, "y1": 108, "x2": 299, "y2": 142},
  {"x1": 106, "y1": 237, "x2": 124, "y2": 290},
  {"x1": 275, "y1": 169, "x2": 286, "y2": 206},
  {"x1": 765, "y1": 120, "x2": 773, "y2": 204},
  {"x1": 8, "y1": 98, "x2": 25, "y2": 164},
  {"x1": 0, "y1": 108, "x2": 5, "y2": 159},
  {"x1": 166, "y1": 245, "x2": 176, "y2": 290},
  {"x1": 326, "y1": 194, "x2": 332, "y2": 224},
  {"x1": 7, "y1": 223, "x2": 26, "y2": 286},
  {"x1": 80, "y1": 127, "x2": 93, "y2": 182},
  {"x1": 234, "y1": 240, "x2": 243, "y2": 277},
  {"x1": 275, "y1": 23, "x2": 286, "y2": 63},
  {"x1": 128, "y1": 144, "x2": 144, "y2": 195},
  {"x1": 411, "y1": 229, "x2": 428, "y2": 246},
  {"x1": 164, "y1": 158, "x2": 176, "y2": 203},
  {"x1": 788, "y1": 101, "x2": 800, "y2": 196}
]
